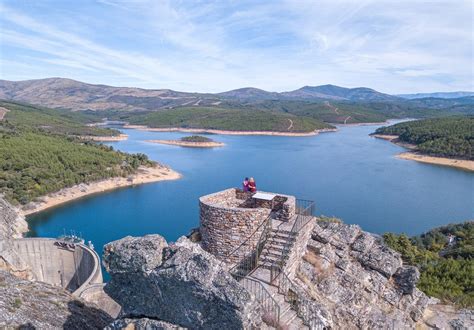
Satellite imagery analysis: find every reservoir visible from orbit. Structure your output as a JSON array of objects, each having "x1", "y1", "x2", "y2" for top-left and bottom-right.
[{"x1": 27, "y1": 123, "x2": 474, "y2": 260}]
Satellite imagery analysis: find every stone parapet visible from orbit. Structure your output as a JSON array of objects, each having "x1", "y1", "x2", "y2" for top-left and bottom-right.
[{"x1": 199, "y1": 188, "x2": 296, "y2": 262}]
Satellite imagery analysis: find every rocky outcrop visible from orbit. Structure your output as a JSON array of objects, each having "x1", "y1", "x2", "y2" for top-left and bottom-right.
[
  {"x1": 106, "y1": 318, "x2": 182, "y2": 329},
  {"x1": 295, "y1": 220, "x2": 430, "y2": 328},
  {"x1": 0, "y1": 197, "x2": 28, "y2": 239},
  {"x1": 103, "y1": 235, "x2": 263, "y2": 329},
  {"x1": 0, "y1": 197, "x2": 31, "y2": 278},
  {"x1": 0, "y1": 270, "x2": 112, "y2": 329}
]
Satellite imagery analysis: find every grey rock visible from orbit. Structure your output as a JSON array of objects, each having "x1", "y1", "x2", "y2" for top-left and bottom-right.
[
  {"x1": 351, "y1": 232, "x2": 376, "y2": 253},
  {"x1": 0, "y1": 270, "x2": 112, "y2": 329},
  {"x1": 106, "y1": 318, "x2": 183, "y2": 329},
  {"x1": 103, "y1": 234, "x2": 168, "y2": 274},
  {"x1": 0, "y1": 197, "x2": 28, "y2": 239},
  {"x1": 356, "y1": 241, "x2": 402, "y2": 278},
  {"x1": 296, "y1": 220, "x2": 431, "y2": 329},
  {"x1": 104, "y1": 235, "x2": 262, "y2": 329},
  {"x1": 393, "y1": 266, "x2": 420, "y2": 294}
]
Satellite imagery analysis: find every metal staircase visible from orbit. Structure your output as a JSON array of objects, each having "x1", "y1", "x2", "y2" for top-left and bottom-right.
[{"x1": 225, "y1": 199, "x2": 316, "y2": 329}]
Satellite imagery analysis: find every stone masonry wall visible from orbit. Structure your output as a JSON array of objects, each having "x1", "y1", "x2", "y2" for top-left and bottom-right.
[
  {"x1": 284, "y1": 217, "x2": 316, "y2": 278},
  {"x1": 199, "y1": 189, "x2": 271, "y2": 263}
]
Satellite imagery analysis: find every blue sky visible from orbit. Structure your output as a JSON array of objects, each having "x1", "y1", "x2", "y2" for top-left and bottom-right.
[{"x1": 0, "y1": 0, "x2": 472, "y2": 93}]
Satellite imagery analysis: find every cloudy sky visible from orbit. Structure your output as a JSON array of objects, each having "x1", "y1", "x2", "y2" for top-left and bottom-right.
[{"x1": 0, "y1": 0, "x2": 472, "y2": 93}]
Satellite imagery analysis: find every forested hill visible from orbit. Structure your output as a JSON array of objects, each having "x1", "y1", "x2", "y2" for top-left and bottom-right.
[
  {"x1": 1, "y1": 78, "x2": 472, "y2": 127},
  {"x1": 0, "y1": 102, "x2": 152, "y2": 205},
  {"x1": 0, "y1": 100, "x2": 119, "y2": 137},
  {"x1": 384, "y1": 222, "x2": 473, "y2": 307},
  {"x1": 373, "y1": 116, "x2": 473, "y2": 160},
  {"x1": 122, "y1": 107, "x2": 333, "y2": 132}
]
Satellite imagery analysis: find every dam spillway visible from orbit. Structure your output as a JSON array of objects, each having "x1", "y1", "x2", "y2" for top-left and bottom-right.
[{"x1": 0, "y1": 238, "x2": 102, "y2": 296}]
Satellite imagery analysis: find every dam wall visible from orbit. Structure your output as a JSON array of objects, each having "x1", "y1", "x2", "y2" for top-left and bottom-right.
[{"x1": 0, "y1": 238, "x2": 102, "y2": 296}]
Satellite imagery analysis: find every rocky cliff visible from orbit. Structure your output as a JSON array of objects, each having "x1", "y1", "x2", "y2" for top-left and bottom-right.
[
  {"x1": 0, "y1": 196, "x2": 28, "y2": 239},
  {"x1": 295, "y1": 219, "x2": 430, "y2": 328},
  {"x1": 103, "y1": 235, "x2": 263, "y2": 329},
  {"x1": 0, "y1": 270, "x2": 112, "y2": 329}
]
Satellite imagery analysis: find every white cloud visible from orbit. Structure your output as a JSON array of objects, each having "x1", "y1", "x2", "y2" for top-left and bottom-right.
[{"x1": 0, "y1": 0, "x2": 472, "y2": 93}]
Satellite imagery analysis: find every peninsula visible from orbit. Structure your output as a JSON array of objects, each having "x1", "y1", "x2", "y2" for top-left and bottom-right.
[
  {"x1": 147, "y1": 135, "x2": 224, "y2": 148},
  {"x1": 0, "y1": 101, "x2": 181, "y2": 218},
  {"x1": 372, "y1": 117, "x2": 474, "y2": 171}
]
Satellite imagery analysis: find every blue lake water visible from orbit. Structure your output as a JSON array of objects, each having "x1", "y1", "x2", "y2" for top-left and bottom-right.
[{"x1": 27, "y1": 123, "x2": 474, "y2": 260}]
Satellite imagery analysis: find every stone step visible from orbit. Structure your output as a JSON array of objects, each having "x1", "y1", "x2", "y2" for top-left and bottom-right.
[
  {"x1": 280, "y1": 308, "x2": 299, "y2": 327},
  {"x1": 267, "y1": 235, "x2": 296, "y2": 244},
  {"x1": 265, "y1": 238, "x2": 290, "y2": 247},
  {"x1": 260, "y1": 250, "x2": 286, "y2": 259},
  {"x1": 272, "y1": 229, "x2": 297, "y2": 236},
  {"x1": 269, "y1": 233, "x2": 297, "y2": 241},
  {"x1": 262, "y1": 245, "x2": 287, "y2": 254}
]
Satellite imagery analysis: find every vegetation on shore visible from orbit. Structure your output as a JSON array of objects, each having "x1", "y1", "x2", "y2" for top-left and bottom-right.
[
  {"x1": 180, "y1": 135, "x2": 213, "y2": 142},
  {"x1": 374, "y1": 116, "x2": 473, "y2": 159},
  {"x1": 1, "y1": 101, "x2": 119, "y2": 137},
  {"x1": 117, "y1": 107, "x2": 334, "y2": 132},
  {"x1": 0, "y1": 102, "x2": 153, "y2": 205},
  {"x1": 384, "y1": 222, "x2": 473, "y2": 308}
]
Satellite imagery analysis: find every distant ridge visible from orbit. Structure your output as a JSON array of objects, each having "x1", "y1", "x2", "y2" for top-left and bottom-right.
[
  {"x1": 0, "y1": 77, "x2": 472, "y2": 114},
  {"x1": 397, "y1": 91, "x2": 474, "y2": 99},
  {"x1": 281, "y1": 84, "x2": 399, "y2": 101}
]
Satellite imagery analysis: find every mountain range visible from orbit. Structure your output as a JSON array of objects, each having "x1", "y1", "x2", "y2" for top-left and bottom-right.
[
  {"x1": 397, "y1": 92, "x2": 474, "y2": 99},
  {"x1": 0, "y1": 77, "x2": 432, "y2": 112},
  {"x1": 0, "y1": 78, "x2": 472, "y2": 126}
]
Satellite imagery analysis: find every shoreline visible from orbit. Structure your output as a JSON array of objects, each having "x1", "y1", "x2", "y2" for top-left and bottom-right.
[
  {"x1": 397, "y1": 153, "x2": 474, "y2": 172},
  {"x1": 20, "y1": 165, "x2": 181, "y2": 217},
  {"x1": 79, "y1": 134, "x2": 128, "y2": 142},
  {"x1": 123, "y1": 124, "x2": 337, "y2": 137},
  {"x1": 372, "y1": 134, "x2": 473, "y2": 172},
  {"x1": 146, "y1": 139, "x2": 224, "y2": 148}
]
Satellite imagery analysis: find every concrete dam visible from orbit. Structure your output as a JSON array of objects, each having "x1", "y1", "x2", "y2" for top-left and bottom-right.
[{"x1": 0, "y1": 238, "x2": 103, "y2": 296}]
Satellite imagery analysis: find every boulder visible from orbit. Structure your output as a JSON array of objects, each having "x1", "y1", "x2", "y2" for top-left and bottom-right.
[
  {"x1": 0, "y1": 270, "x2": 112, "y2": 329},
  {"x1": 296, "y1": 220, "x2": 431, "y2": 329},
  {"x1": 103, "y1": 235, "x2": 262, "y2": 329},
  {"x1": 393, "y1": 266, "x2": 420, "y2": 294}
]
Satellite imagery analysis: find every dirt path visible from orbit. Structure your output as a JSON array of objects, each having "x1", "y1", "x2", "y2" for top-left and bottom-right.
[
  {"x1": 194, "y1": 99, "x2": 202, "y2": 106},
  {"x1": 287, "y1": 119, "x2": 294, "y2": 130},
  {"x1": 0, "y1": 107, "x2": 9, "y2": 121},
  {"x1": 343, "y1": 116, "x2": 352, "y2": 124},
  {"x1": 324, "y1": 101, "x2": 339, "y2": 114}
]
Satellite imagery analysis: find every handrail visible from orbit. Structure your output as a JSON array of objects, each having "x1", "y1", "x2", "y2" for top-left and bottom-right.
[
  {"x1": 228, "y1": 215, "x2": 272, "y2": 277},
  {"x1": 271, "y1": 264, "x2": 321, "y2": 329},
  {"x1": 233, "y1": 274, "x2": 281, "y2": 327},
  {"x1": 224, "y1": 212, "x2": 271, "y2": 263},
  {"x1": 271, "y1": 200, "x2": 315, "y2": 282}
]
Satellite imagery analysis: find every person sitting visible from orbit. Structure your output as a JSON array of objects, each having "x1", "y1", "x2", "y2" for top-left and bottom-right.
[
  {"x1": 242, "y1": 177, "x2": 250, "y2": 192},
  {"x1": 248, "y1": 177, "x2": 257, "y2": 192}
]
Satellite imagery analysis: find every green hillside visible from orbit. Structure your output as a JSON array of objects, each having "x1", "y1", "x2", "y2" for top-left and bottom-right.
[
  {"x1": 0, "y1": 102, "x2": 152, "y2": 205},
  {"x1": 374, "y1": 116, "x2": 473, "y2": 159},
  {"x1": 0, "y1": 100, "x2": 118, "y2": 137},
  {"x1": 384, "y1": 222, "x2": 473, "y2": 307},
  {"x1": 206, "y1": 99, "x2": 467, "y2": 124},
  {"x1": 122, "y1": 107, "x2": 333, "y2": 132}
]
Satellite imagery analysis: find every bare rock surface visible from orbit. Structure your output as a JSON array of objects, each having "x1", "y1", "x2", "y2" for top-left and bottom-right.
[
  {"x1": 296, "y1": 220, "x2": 430, "y2": 328},
  {"x1": 0, "y1": 196, "x2": 28, "y2": 239},
  {"x1": 0, "y1": 270, "x2": 112, "y2": 329},
  {"x1": 106, "y1": 318, "x2": 183, "y2": 329},
  {"x1": 103, "y1": 235, "x2": 263, "y2": 329}
]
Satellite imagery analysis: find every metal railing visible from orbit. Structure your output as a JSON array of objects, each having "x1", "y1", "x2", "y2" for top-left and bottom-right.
[
  {"x1": 294, "y1": 199, "x2": 315, "y2": 233},
  {"x1": 270, "y1": 199, "x2": 315, "y2": 282},
  {"x1": 235, "y1": 275, "x2": 281, "y2": 327},
  {"x1": 222, "y1": 214, "x2": 281, "y2": 326},
  {"x1": 228, "y1": 214, "x2": 272, "y2": 278},
  {"x1": 272, "y1": 265, "x2": 322, "y2": 329}
]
